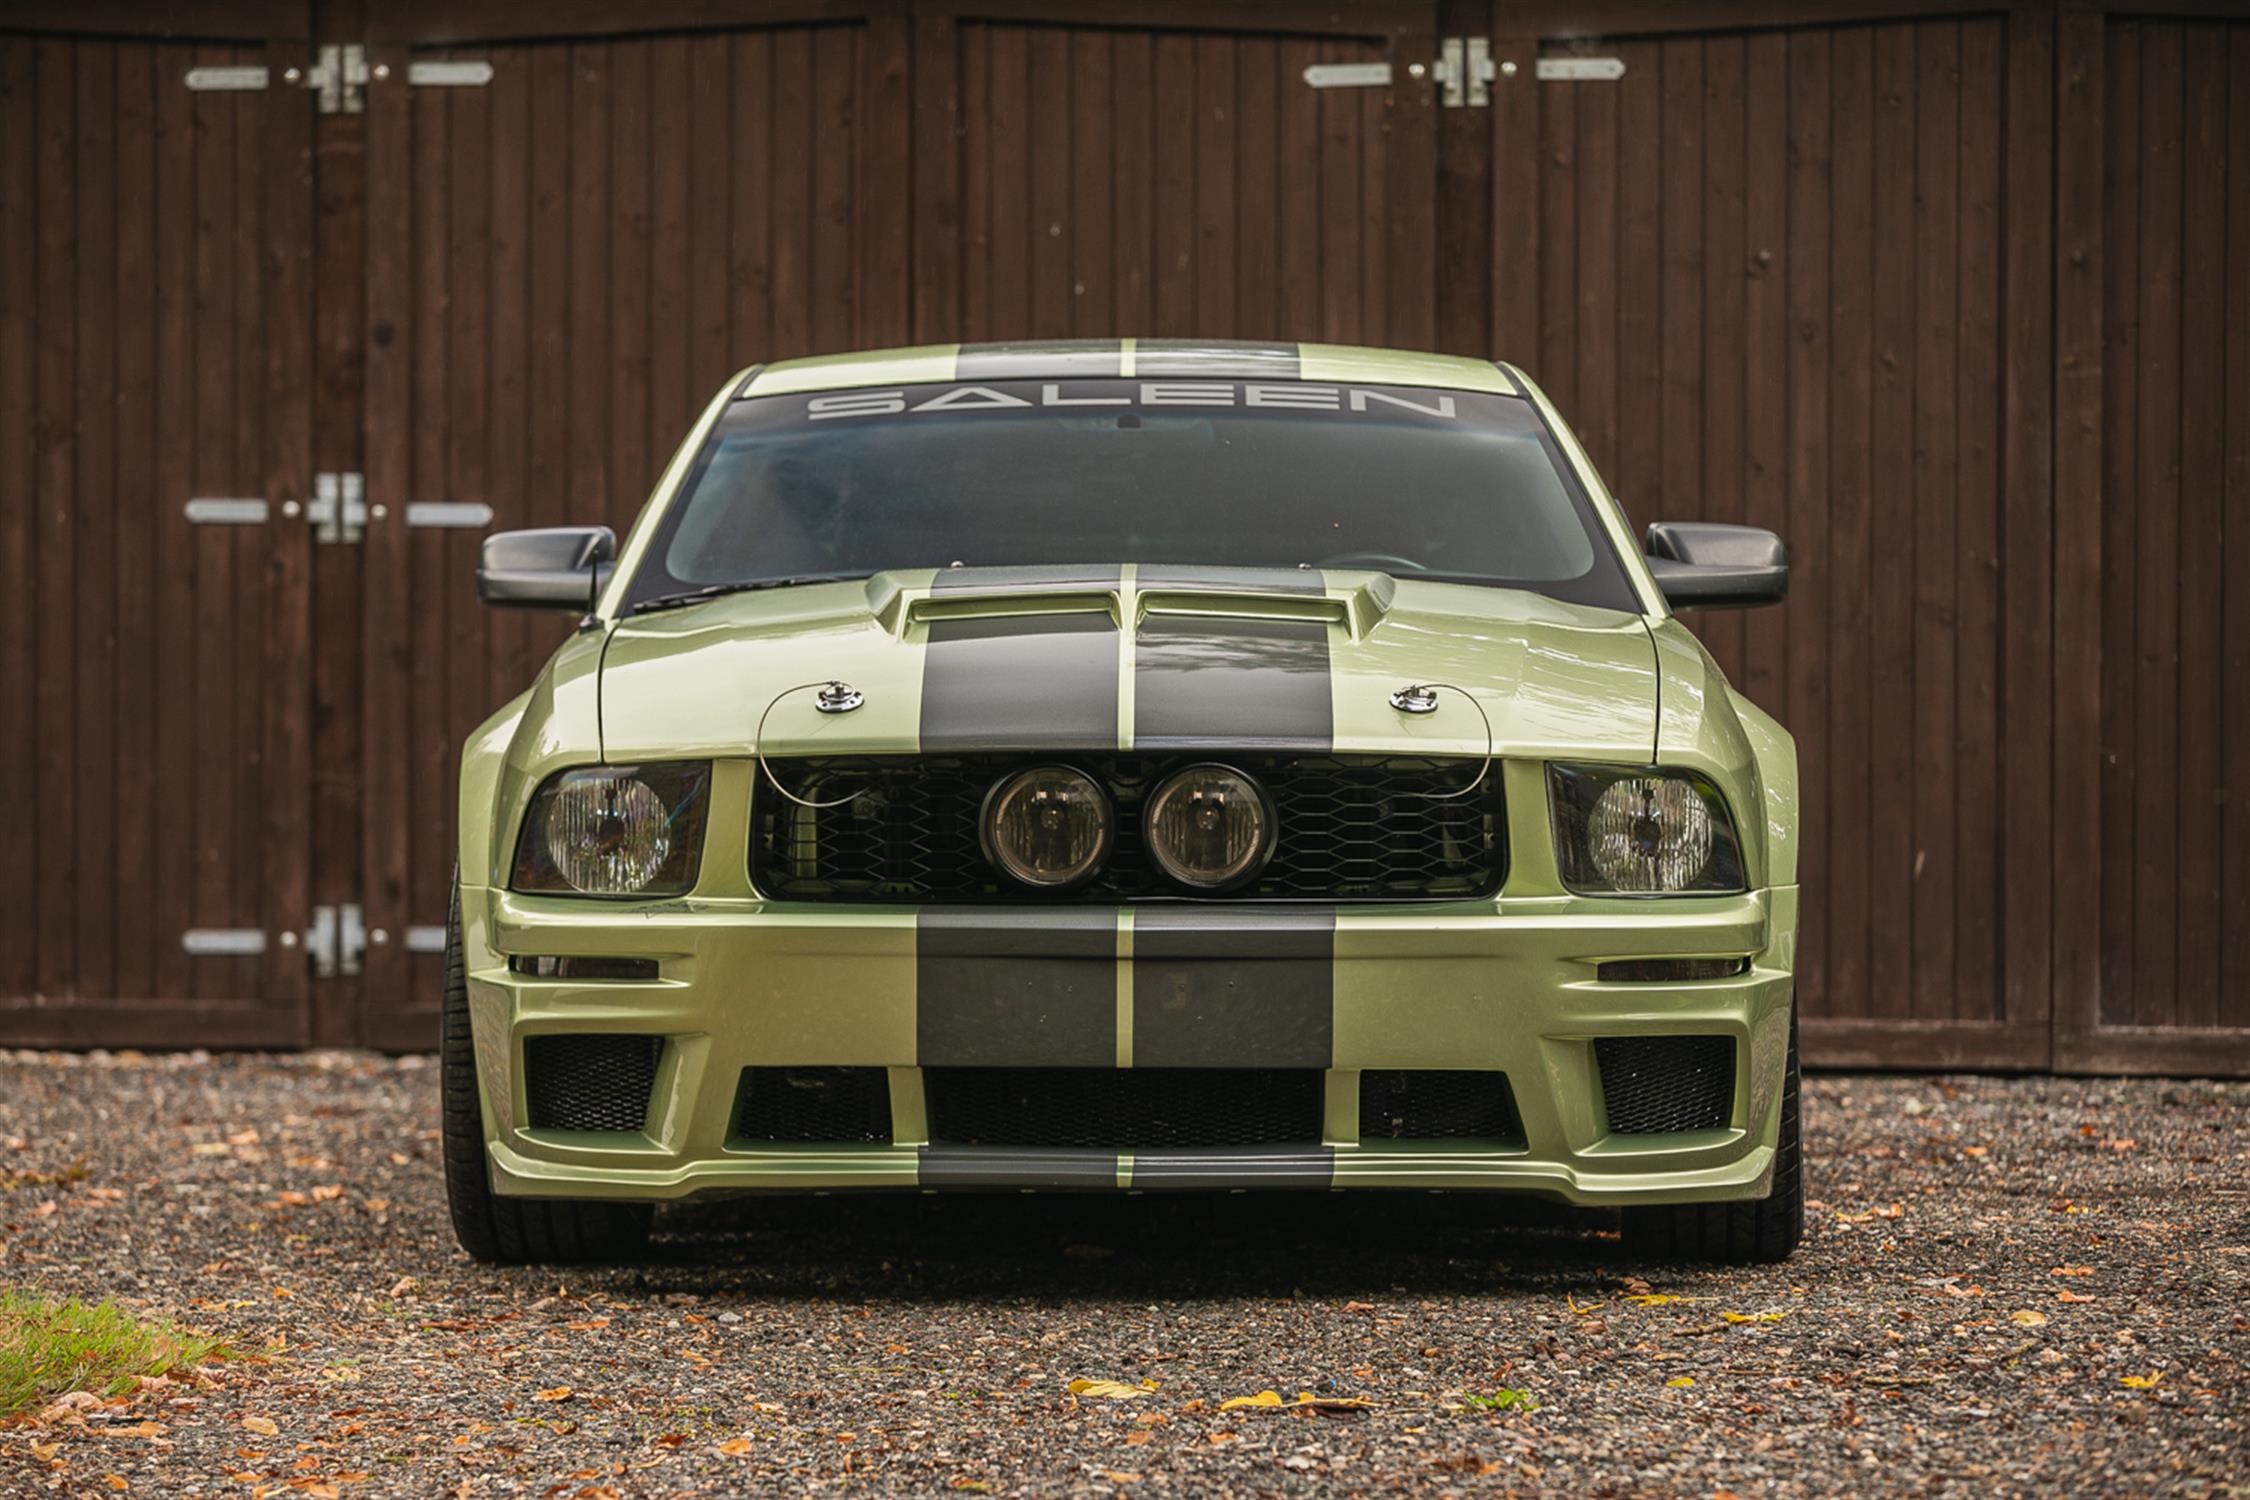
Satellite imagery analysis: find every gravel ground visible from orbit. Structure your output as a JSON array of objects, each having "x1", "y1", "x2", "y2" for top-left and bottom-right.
[{"x1": 0, "y1": 1052, "x2": 2245, "y2": 1498}]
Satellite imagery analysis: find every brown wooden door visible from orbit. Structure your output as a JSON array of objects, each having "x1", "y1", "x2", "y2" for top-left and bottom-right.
[
  {"x1": 2050, "y1": 13, "x2": 2250, "y2": 1076},
  {"x1": 351, "y1": 14, "x2": 913, "y2": 1049},
  {"x1": 1480, "y1": 4, "x2": 2060, "y2": 1070},
  {"x1": 911, "y1": 3, "x2": 1442, "y2": 350},
  {"x1": 0, "y1": 22, "x2": 315, "y2": 1048}
]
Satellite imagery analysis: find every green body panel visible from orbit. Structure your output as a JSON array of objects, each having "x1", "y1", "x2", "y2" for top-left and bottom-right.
[{"x1": 458, "y1": 340, "x2": 1801, "y2": 1208}]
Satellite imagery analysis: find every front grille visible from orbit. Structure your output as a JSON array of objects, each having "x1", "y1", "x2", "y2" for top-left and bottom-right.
[
  {"x1": 751, "y1": 754, "x2": 1505, "y2": 902},
  {"x1": 1594, "y1": 1035, "x2": 1736, "y2": 1135},
  {"x1": 523, "y1": 1033, "x2": 662, "y2": 1133},
  {"x1": 734, "y1": 1066, "x2": 893, "y2": 1144},
  {"x1": 1359, "y1": 1070, "x2": 1524, "y2": 1144},
  {"x1": 925, "y1": 1067, "x2": 1324, "y2": 1149}
]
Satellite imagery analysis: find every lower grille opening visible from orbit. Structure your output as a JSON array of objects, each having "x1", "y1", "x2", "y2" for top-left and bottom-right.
[
  {"x1": 1594, "y1": 1034, "x2": 1736, "y2": 1135},
  {"x1": 734, "y1": 1066, "x2": 894, "y2": 1144},
  {"x1": 1595, "y1": 956, "x2": 1751, "y2": 984},
  {"x1": 925, "y1": 1068, "x2": 1323, "y2": 1150},
  {"x1": 1359, "y1": 1070, "x2": 1524, "y2": 1145},
  {"x1": 510, "y1": 954, "x2": 660, "y2": 981},
  {"x1": 523, "y1": 1033, "x2": 663, "y2": 1133}
]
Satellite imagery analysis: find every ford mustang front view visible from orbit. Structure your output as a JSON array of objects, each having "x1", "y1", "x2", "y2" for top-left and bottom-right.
[{"x1": 443, "y1": 340, "x2": 1801, "y2": 1265}]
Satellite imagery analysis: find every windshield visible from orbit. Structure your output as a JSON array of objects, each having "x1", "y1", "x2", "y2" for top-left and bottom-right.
[{"x1": 624, "y1": 378, "x2": 1638, "y2": 612}]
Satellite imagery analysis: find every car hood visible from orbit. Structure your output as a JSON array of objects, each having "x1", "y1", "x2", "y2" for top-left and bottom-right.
[{"x1": 596, "y1": 566, "x2": 1658, "y2": 763}]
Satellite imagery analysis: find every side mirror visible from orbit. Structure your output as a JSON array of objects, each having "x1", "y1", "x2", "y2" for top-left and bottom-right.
[
  {"x1": 1643, "y1": 522, "x2": 1788, "y2": 610},
  {"x1": 476, "y1": 527, "x2": 616, "y2": 612}
]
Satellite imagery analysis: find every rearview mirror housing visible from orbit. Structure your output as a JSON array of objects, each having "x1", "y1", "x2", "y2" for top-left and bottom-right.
[
  {"x1": 1643, "y1": 522, "x2": 1788, "y2": 610},
  {"x1": 476, "y1": 526, "x2": 617, "y2": 612}
]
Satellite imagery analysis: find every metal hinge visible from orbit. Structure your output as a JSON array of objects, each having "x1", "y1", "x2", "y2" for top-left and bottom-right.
[
  {"x1": 305, "y1": 903, "x2": 367, "y2": 978},
  {"x1": 1435, "y1": 38, "x2": 1495, "y2": 108},
  {"x1": 303, "y1": 43, "x2": 370, "y2": 113},
  {"x1": 309, "y1": 471, "x2": 369, "y2": 543}
]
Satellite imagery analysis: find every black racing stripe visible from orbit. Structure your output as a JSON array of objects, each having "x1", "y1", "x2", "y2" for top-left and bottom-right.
[
  {"x1": 920, "y1": 610, "x2": 1119, "y2": 751},
  {"x1": 1130, "y1": 1146, "x2": 1335, "y2": 1189},
  {"x1": 917, "y1": 909, "x2": 1117, "y2": 1067},
  {"x1": 1132, "y1": 614, "x2": 1333, "y2": 750},
  {"x1": 918, "y1": 1145, "x2": 1120, "y2": 1189},
  {"x1": 956, "y1": 340, "x2": 1125, "y2": 380},
  {"x1": 1134, "y1": 340, "x2": 1301, "y2": 379},
  {"x1": 1135, "y1": 564, "x2": 1328, "y2": 596},
  {"x1": 1131, "y1": 906, "x2": 1335, "y2": 1069}
]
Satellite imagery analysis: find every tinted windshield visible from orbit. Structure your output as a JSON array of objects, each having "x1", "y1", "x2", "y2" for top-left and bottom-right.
[{"x1": 626, "y1": 378, "x2": 1638, "y2": 612}]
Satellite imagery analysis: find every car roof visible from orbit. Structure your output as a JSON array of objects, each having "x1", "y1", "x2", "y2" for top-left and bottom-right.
[{"x1": 736, "y1": 340, "x2": 1523, "y2": 399}]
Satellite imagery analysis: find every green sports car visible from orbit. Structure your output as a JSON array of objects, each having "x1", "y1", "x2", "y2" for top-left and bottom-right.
[{"x1": 444, "y1": 340, "x2": 1801, "y2": 1265}]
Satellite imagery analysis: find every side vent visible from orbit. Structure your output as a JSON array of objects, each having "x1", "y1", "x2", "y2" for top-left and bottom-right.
[
  {"x1": 523, "y1": 1034, "x2": 663, "y2": 1133},
  {"x1": 1594, "y1": 1035, "x2": 1736, "y2": 1135},
  {"x1": 734, "y1": 1067, "x2": 894, "y2": 1144}
]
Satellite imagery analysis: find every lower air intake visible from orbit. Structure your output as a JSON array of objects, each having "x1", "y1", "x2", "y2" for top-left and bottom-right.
[
  {"x1": 1594, "y1": 1034, "x2": 1736, "y2": 1135},
  {"x1": 735, "y1": 1066, "x2": 894, "y2": 1144},
  {"x1": 925, "y1": 1068, "x2": 1323, "y2": 1150},
  {"x1": 523, "y1": 1033, "x2": 663, "y2": 1133},
  {"x1": 1359, "y1": 1070, "x2": 1524, "y2": 1145}
]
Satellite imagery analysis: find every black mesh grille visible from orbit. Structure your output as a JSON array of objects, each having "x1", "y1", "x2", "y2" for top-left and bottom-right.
[
  {"x1": 523, "y1": 1034, "x2": 662, "y2": 1133},
  {"x1": 751, "y1": 754, "x2": 1505, "y2": 903},
  {"x1": 734, "y1": 1067, "x2": 894, "y2": 1144},
  {"x1": 1595, "y1": 1035, "x2": 1736, "y2": 1135},
  {"x1": 1359, "y1": 1070, "x2": 1524, "y2": 1144},
  {"x1": 925, "y1": 1068, "x2": 1324, "y2": 1149}
]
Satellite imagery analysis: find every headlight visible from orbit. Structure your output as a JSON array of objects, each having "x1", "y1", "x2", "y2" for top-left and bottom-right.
[
  {"x1": 981, "y1": 766, "x2": 1112, "y2": 889},
  {"x1": 1548, "y1": 764, "x2": 1745, "y2": 894},
  {"x1": 1144, "y1": 764, "x2": 1273, "y2": 891},
  {"x1": 511, "y1": 762, "x2": 711, "y2": 897}
]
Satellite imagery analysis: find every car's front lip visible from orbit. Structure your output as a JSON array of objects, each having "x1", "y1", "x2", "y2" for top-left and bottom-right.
[{"x1": 458, "y1": 882, "x2": 1798, "y2": 1207}]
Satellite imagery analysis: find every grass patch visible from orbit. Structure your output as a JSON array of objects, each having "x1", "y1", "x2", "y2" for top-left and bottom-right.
[{"x1": 0, "y1": 1288, "x2": 237, "y2": 1417}]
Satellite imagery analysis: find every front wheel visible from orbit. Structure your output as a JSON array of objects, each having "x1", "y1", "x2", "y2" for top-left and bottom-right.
[
  {"x1": 440, "y1": 878, "x2": 654, "y2": 1265},
  {"x1": 1619, "y1": 1003, "x2": 1804, "y2": 1264}
]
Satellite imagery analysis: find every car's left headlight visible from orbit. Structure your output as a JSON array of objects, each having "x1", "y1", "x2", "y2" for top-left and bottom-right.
[
  {"x1": 1548, "y1": 763, "x2": 1746, "y2": 895},
  {"x1": 511, "y1": 762, "x2": 711, "y2": 897}
]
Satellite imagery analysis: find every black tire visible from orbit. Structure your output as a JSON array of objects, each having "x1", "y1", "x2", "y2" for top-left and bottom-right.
[
  {"x1": 440, "y1": 877, "x2": 654, "y2": 1265},
  {"x1": 1620, "y1": 1003, "x2": 1804, "y2": 1265}
]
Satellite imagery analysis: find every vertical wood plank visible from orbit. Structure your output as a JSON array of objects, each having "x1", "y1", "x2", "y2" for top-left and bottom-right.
[
  {"x1": 189, "y1": 42, "x2": 233, "y2": 1003},
  {"x1": 1383, "y1": 14, "x2": 1437, "y2": 354},
  {"x1": 486, "y1": 43, "x2": 535, "y2": 712},
  {"x1": 1029, "y1": 26, "x2": 1072, "y2": 337},
  {"x1": 988, "y1": 25, "x2": 1031, "y2": 337},
  {"x1": 1356, "y1": 56, "x2": 1387, "y2": 345},
  {"x1": 2222, "y1": 26, "x2": 2250, "y2": 1032},
  {"x1": 2130, "y1": 24, "x2": 2181, "y2": 1026},
  {"x1": 1785, "y1": 29, "x2": 1831, "y2": 1009},
  {"x1": 729, "y1": 32, "x2": 773, "y2": 373},
  {"x1": 1232, "y1": 36, "x2": 1274, "y2": 340},
  {"x1": 958, "y1": 25, "x2": 991, "y2": 338},
  {"x1": 1868, "y1": 23, "x2": 1916, "y2": 1023},
  {"x1": 689, "y1": 35, "x2": 732, "y2": 383},
  {"x1": 112, "y1": 42, "x2": 156, "y2": 1002},
  {"x1": 72, "y1": 41, "x2": 117, "y2": 1002},
  {"x1": 1825, "y1": 24, "x2": 1873, "y2": 1023},
  {"x1": 1274, "y1": 36, "x2": 1319, "y2": 343},
  {"x1": 1952, "y1": 17, "x2": 2002, "y2": 1023},
  {"x1": 1072, "y1": 30, "x2": 1116, "y2": 337},
  {"x1": 2097, "y1": 21, "x2": 2139, "y2": 1027},
  {"x1": 1194, "y1": 33, "x2": 1237, "y2": 336},
  {"x1": 1998, "y1": 4, "x2": 2053, "y2": 1051},
  {"x1": 447, "y1": 50, "x2": 495, "y2": 932},
  {"x1": 2173, "y1": 23, "x2": 2225, "y2": 1032},
  {"x1": 1658, "y1": 37, "x2": 1704, "y2": 530},
  {"x1": 1315, "y1": 42, "x2": 1359, "y2": 342},
  {"x1": 1911, "y1": 21, "x2": 1960, "y2": 1021},
  {"x1": 152, "y1": 38, "x2": 196, "y2": 1002},
  {"x1": 1700, "y1": 36, "x2": 1746, "y2": 681},
  {"x1": 1613, "y1": 39, "x2": 1659, "y2": 515},
  {"x1": 1489, "y1": 30, "x2": 1540, "y2": 364},
  {"x1": 31, "y1": 40, "x2": 74, "y2": 1000},
  {"x1": 0, "y1": 37, "x2": 35, "y2": 1003},
  {"x1": 228, "y1": 41, "x2": 266, "y2": 1006},
  {"x1": 1535, "y1": 78, "x2": 1575, "y2": 402},
  {"x1": 407, "y1": 71, "x2": 451, "y2": 961},
  {"x1": 1434, "y1": 10, "x2": 1490, "y2": 357},
  {"x1": 857, "y1": 15, "x2": 911, "y2": 347},
  {"x1": 1739, "y1": 31, "x2": 1787, "y2": 712},
  {"x1": 815, "y1": 24, "x2": 864, "y2": 353},
  {"x1": 2051, "y1": 11, "x2": 2105, "y2": 1053},
  {"x1": 1110, "y1": 30, "x2": 1153, "y2": 332},
  {"x1": 912, "y1": 14, "x2": 961, "y2": 343}
]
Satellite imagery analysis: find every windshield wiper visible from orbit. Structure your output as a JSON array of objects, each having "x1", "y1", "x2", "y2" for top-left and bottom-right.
[{"x1": 622, "y1": 572, "x2": 870, "y2": 616}]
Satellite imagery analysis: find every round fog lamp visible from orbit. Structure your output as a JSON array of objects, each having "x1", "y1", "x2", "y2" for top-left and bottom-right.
[
  {"x1": 982, "y1": 766, "x2": 1112, "y2": 889},
  {"x1": 1586, "y1": 776, "x2": 1714, "y2": 891},
  {"x1": 1145, "y1": 764, "x2": 1272, "y2": 891}
]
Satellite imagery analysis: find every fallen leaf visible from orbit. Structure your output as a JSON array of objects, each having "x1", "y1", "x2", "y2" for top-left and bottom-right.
[
  {"x1": 715, "y1": 1437, "x2": 753, "y2": 1456},
  {"x1": 30, "y1": 1442, "x2": 59, "y2": 1462},
  {"x1": 1123, "y1": 1430, "x2": 1152, "y2": 1446},
  {"x1": 1218, "y1": 1389, "x2": 1373, "y2": 1414},
  {"x1": 2052, "y1": 1266, "x2": 2095, "y2": 1277},
  {"x1": 2009, "y1": 1309, "x2": 2048, "y2": 1327},
  {"x1": 2057, "y1": 1290, "x2": 2095, "y2": 1304},
  {"x1": 1623, "y1": 1294, "x2": 1703, "y2": 1308},
  {"x1": 534, "y1": 1387, "x2": 575, "y2": 1403},
  {"x1": 105, "y1": 1477, "x2": 127, "y2": 1493},
  {"x1": 1666, "y1": 1376, "x2": 1696, "y2": 1388},
  {"x1": 1720, "y1": 1311, "x2": 1786, "y2": 1324},
  {"x1": 2119, "y1": 1372, "x2": 2162, "y2": 1389},
  {"x1": 1101, "y1": 1472, "x2": 1142, "y2": 1484},
  {"x1": 1207, "y1": 1431, "x2": 1238, "y2": 1444},
  {"x1": 240, "y1": 1417, "x2": 279, "y2": 1437},
  {"x1": 1067, "y1": 1379, "x2": 1149, "y2": 1401}
]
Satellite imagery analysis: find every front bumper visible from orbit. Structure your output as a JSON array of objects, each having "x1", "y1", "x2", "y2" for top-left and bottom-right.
[{"x1": 461, "y1": 882, "x2": 1799, "y2": 1207}]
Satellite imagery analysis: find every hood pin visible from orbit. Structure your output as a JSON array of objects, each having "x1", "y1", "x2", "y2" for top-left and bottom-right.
[
  {"x1": 1389, "y1": 684, "x2": 1440, "y2": 715},
  {"x1": 815, "y1": 680, "x2": 865, "y2": 714}
]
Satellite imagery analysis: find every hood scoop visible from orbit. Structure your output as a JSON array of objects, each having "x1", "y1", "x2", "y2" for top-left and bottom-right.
[{"x1": 871, "y1": 567, "x2": 1396, "y2": 641}]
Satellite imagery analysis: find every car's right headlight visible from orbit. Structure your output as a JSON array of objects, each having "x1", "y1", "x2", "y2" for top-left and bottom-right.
[
  {"x1": 511, "y1": 762, "x2": 711, "y2": 897},
  {"x1": 1547, "y1": 763, "x2": 1746, "y2": 895}
]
